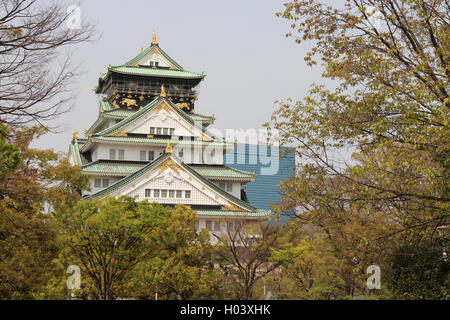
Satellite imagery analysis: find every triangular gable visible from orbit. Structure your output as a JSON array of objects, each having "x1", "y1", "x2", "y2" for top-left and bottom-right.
[
  {"x1": 89, "y1": 154, "x2": 256, "y2": 213},
  {"x1": 122, "y1": 44, "x2": 183, "y2": 71},
  {"x1": 94, "y1": 97, "x2": 218, "y2": 142}
]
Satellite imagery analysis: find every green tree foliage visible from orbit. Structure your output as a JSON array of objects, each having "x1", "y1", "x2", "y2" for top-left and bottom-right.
[
  {"x1": 385, "y1": 232, "x2": 449, "y2": 299},
  {"x1": 266, "y1": 0, "x2": 449, "y2": 299},
  {"x1": 55, "y1": 197, "x2": 170, "y2": 300},
  {"x1": 124, "y1": 205, "x2": 224, "y2": 300},
  {"x1": 270, "y1": 223, "x2": 349, "y2": 299},
  {"x1": 0, "y1": 125, "x2": 87, "y2": 299},
  {"x1": 0, "y1": 124, "x2": 20, "y2": 181}
]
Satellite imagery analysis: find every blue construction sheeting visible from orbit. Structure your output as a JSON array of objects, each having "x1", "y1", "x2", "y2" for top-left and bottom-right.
[{"x1": 224, "y1": 144, "x2": 295, "y2": 223}]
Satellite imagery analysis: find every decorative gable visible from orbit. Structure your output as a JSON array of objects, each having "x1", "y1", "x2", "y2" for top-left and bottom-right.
[
  {"x1": 101, "y1": 156, "x2": 251, "y2": 212},
  {"x1": 134, "y1": 47, "x2": 175, "y2": 69},
  {"x1": 109, "y1": 99, "x2": 216, "y2": 141}
]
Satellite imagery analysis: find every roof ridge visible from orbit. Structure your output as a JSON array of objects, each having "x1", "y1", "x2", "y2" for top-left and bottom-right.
[{"x1": 93, "y1": 97, "x2": 162, "y2": 137}]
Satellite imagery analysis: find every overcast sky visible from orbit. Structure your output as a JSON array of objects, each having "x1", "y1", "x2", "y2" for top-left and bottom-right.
[{"x1": 33, "y1": 0, "x2": 325, "y2": 152}]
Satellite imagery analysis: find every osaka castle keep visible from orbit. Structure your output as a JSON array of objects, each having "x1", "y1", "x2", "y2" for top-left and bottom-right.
[{"x1": 68, "y1": 32, "x2": 271, "y2": 235}]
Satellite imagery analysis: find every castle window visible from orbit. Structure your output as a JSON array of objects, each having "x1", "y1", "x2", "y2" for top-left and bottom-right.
[
  {"x1": 109, "y1": 149, "x2": 116, "y2": 160},
  {"x1": 185, "y1": 190, "x2": 191, "y2": 199},
  {"x1": 214, "y1": 221, "x2": 221, "y2": 232},
  {"x1": 161, "y1": 189, "x2": 167, "y2": 198},
  {"x1": 145, "y1": 189, "x2": 151, "y2": 197},
  {"x1": 163, "y1": 128, "x2": 168, "y2": 135},
  {"x1": 102, "y1": 179, "x2": 109, "y2": 188},
  {"x1": 140, "y1": 150, "x2": 146, "y2": 161},
  {"x1": 218, "y1": 182, "x2": 225, "y2": 190},
  {"x1": 154, "y1": 189, "x2": 160, "y2": 197},
  {"x1": 157, "y1": 128, "x2": 162, "y2": 135},
  {"x1": 169, "y1": 190, "x2": 175, "y2": 198},
  {"x1": 170, "y1": 128, "x2": 175, "y2": 136},
  {"x1": 148, "y1": 151, "x2": 154, "y2": 161},
  {"x1": 206, "y1": 220, "x2": 212, "y2": 231},
  {"x1": 118, "y1": 149, "x2": 125, "y2": 160},
  {"x1": 226, "y1": 183, "x2": 233, "y2": 192},
  {"x1": 94, "y1": 179, "x2": 101, "y2": 188},
  {"x1": 150, "y1": 127, "x2": 155, "y2": 134},
  {"x1": 176, "y1": 190, "x2": 182, "y2": 198}
]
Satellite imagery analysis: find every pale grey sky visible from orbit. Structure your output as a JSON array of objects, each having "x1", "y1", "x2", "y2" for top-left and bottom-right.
[{"x1": 33, "y1": 0, "x2": 325, "y2": 152}]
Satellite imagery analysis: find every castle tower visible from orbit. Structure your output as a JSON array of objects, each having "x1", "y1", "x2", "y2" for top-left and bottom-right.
[
  {"x1": 68, "y1": 33, "x2": 270, "y2": 241},
  {"x1": 94, "y1": 31, "x2": 203, "y2": 113}
]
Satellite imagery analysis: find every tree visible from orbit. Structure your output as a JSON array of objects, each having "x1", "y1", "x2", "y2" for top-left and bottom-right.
[
  {"x1": 266, "y1": 0, "x2": 449, "y2": 298},
  {"x1": 268, "y1": 0, "x2": 449, "y2": 227},
  {"x1": 384, "y1": 231, "x2": 449, "y2": 299},
  {"x1": 0, "y1": 124, "x2": 19, "y2": 180},
  {"x1": 0, "y1": 125, "x2": 87, "y2": 299},
  {"x1": 0, "y1": 0, "x2": 96, "y2": 126},
  {"x1": 55, "y1": 197, "x2": 170, "y2": 300},
  {"x1": 270, "y1": 222, "x2": 354, "y2": 299},
  {"x1": 124, "y1": 205, "x2": 225, "y2": 300},
  {"x1": 212, "y1": 222, "x2": 292, "y2": 300}
]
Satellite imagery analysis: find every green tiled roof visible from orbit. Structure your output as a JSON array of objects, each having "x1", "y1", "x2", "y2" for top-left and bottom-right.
[
  {"x1": 110, "y1": 66, "x2": 203, "y2": 79},
  {"x1": 195, "y1": 209, "x2": 271, "y2": 217},
  {"x1": 87, "y1": 136, "x2": 229, "y2": 148},
  {"x1": 82, "y1": 161, "x2": 144, "y2": 176},
  {"x1": 94, "y1": 43, "x2": 204, "y2": 93},
  {"x1": 192, "y1": 165, "x2": 254, "y2": 180},
  {"x1": 81, "y1": 161, "x2": 253, "y2": 181},
  {"x1": 191, "y1": 113, "x2": 214, "y2": 123},
  {"x1": 70, "y1": 139, "x2": 84, "y2": 166},
  {"x1": 87, "y1": 154, "x2": 257, "y2": 213},
  {"x1": 94, "y1": 98, "x2": 161, "y2": 136}
]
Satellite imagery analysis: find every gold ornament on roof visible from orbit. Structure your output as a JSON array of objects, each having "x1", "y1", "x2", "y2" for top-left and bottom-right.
[
  {"x1": 72, "y1": 130, "x2": 78, "y2": 141},
  {"x1": 160, "y1": 85, "x2": 166, "y2": 97},
  {"x1": 121, "y1": 98, "x2": 137, "y2": 107},
  {"x1": 221, "y1": 203, "x2": 244, "y2": 212},
  {"x1": 165, "y1": 139, "x2": 173, "y2": 154},
  {"x1": 152, "y1": 31, "x2": 158, "y2": 45}
]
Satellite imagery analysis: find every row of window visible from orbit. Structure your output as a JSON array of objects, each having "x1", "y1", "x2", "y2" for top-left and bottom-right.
[
  {"x1": 195, "y1": 220, "x2": 242, "y2": 232},
  {"x1": 109, "y1": 149, "x2": 157, "y2": 161},
  {"x1": 144, "y1": 189, "x2": 191, "y2": 199},
  {"x1": 94, "y1": 178, "x2": 109, "y2": 188},
  {"x1": 107, "y1": 148, "x2": 219, "y2": 163},
  {"x1": 150, "y1": 127, "x2": 175, "y2": 136}
]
